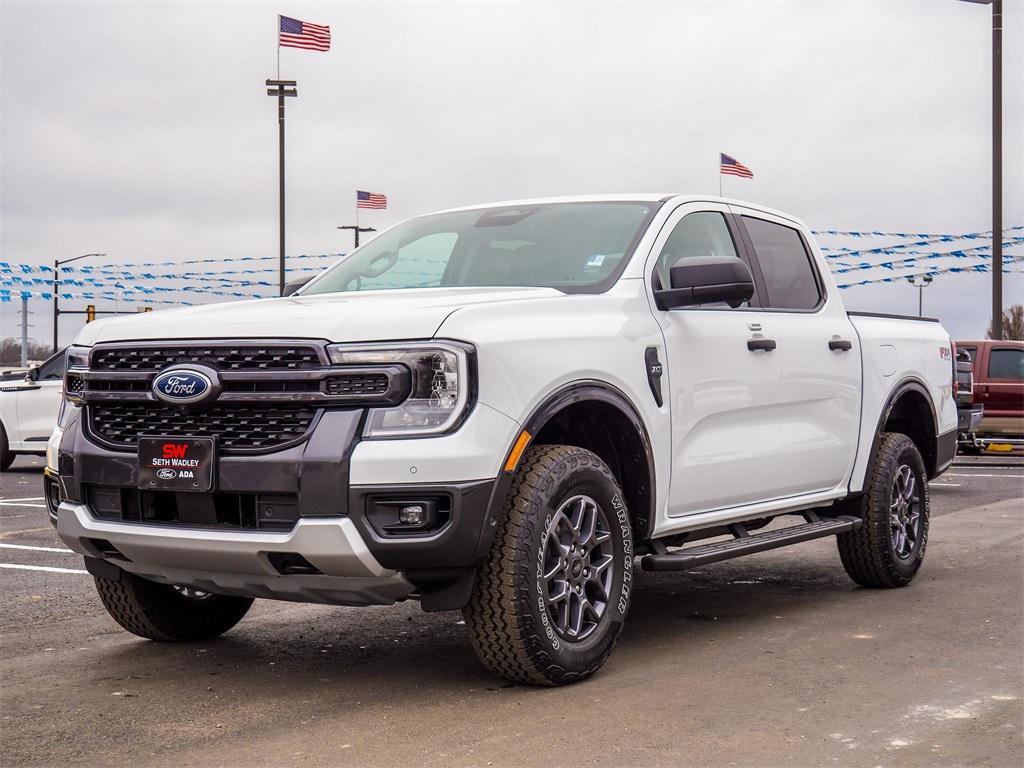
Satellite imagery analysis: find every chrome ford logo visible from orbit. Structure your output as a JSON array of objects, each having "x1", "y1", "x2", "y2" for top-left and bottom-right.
[
  {"x1": 156, "y1": 468, "x2": 177, "y2": 480},
  {"x1": 152, "y1": 368, "x2": 215, "y2": 406}
]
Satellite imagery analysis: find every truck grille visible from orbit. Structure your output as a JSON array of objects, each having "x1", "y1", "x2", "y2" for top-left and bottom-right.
[
  {"x1": 323, "y1": 373, "x2": 390, "y2": 396},
  {"x1": 87, "y1": 485, "x2": 299, "y2": 531},
  {"x1": 89, "y1": 403, "x2": 318, "y2": 452},
  {"x1": 91, "y1": 345, "x2": 323, "y2": 371}
]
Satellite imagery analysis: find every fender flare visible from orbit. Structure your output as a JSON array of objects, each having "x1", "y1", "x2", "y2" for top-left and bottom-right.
[
  {"x1": 852, "y1": 376, "x2": 939, "y2": 494},
  {"x1": 474, "y1": 380, "x2": 657, "y2": 558}
]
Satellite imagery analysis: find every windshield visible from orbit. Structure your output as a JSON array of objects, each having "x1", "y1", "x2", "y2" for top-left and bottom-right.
[{"x1": 301, "y1": 201, "x2": 656, "y2": 296}]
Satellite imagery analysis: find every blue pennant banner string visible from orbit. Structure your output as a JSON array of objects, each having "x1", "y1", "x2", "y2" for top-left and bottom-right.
[
  {"x1": 819, "y1": 226, "x2": 1024, "y2": 258},
  {"x1": 828, "y1": 242, "x2": 1024, "y2": 271},
  {"x1": 836, "y1": 262, "x2": 1024, "y2": 289}
]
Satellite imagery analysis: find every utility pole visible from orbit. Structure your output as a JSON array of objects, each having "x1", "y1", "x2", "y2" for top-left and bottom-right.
[
  {"x1": 266, "y1": 79, "x2": 297, "y2": 296},
  {"x1": 992, "y1": 0, "x2": 1002, "y2": 340},
  {"x1": 337, "y1": 225, "x2": 376, "y2": 249},
  {"x1": 52, "y1": 253, "x2": 105, "y2": 353},
  {"x1": 20, "y1": 295, "x2": 29, "y2": 368},
  {"x1": 958, "y1": 0, "x2": 1002, "y2": 339}
]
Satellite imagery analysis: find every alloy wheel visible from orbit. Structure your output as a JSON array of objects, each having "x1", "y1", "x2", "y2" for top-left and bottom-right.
[
  {"x1": 541, "y1": 495, "x2": 615, "y2": 642},
  {"x1": 889, "y1": 463, "x2": 922, "y2": 560}
]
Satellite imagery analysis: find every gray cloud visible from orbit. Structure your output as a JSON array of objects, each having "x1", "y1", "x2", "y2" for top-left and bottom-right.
[{"x1": 2, "y1": 0, "x2": 1022, "y2": 344}]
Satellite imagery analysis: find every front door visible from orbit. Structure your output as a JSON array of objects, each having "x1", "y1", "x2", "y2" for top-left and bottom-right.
[
  {"x1": 649, "y1": 203, "x2": 785, "y2": 516},
  {"x1": 15, "y1": 351, "x2": 65, "y2": 446}
]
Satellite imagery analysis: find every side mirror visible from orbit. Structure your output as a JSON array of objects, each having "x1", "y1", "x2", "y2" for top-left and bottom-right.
[
  {"x1": 654, "y1": 255, "x2": 755, "y2": 310},
  {"x1": 282, "y1": 276, "x2": 313, "y2": 296},
  {"x1": 25, "y1": 367, "x2": 39, "y2": 382}
]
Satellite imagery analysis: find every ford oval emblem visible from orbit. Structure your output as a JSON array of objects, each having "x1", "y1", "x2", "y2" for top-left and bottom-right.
[
  {"x1": 152, "y1": 368, "x2": 215, "y2": 406},
  {"x1": 156, "y1": 468, "x2": 178, "y2": 480}
]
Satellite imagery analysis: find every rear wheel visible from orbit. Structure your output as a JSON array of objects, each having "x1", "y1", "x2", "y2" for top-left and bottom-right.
[
  {"x1": 464, "y1": 445, "x2": 634, "y2": 686},
  {"x1": 94, "y1": 570, "x2": 253, "y2": 641},
  {"x1": 836, "y1": 432, "x2": 929, "y2": 588}
]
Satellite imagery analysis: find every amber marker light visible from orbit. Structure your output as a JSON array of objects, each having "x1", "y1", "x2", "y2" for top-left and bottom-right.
[{"x1": 504, "y1": 431, "x2": 532, "y2": 472}]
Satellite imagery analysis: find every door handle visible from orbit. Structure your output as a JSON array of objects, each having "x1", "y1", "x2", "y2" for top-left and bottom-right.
[
  {"x1": 747, "y1": 338, "x2": 777, "y2": 352},
  {"x1": 828, "y1": 339, "x2": 853, "y2": 351}
]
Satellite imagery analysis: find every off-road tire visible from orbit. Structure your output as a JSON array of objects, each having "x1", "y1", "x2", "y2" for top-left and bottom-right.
[
  {"x1": 95, "y1": 571, "x2": 253, "y2": 641},
  {"x1": 836, "y1": 432, "x2": 929, "y2": 588},
  {"x1": 464, "y1": 445, "x2": 634, "y2": 686},
  {"x1": 0, "y1": 423, "x2": 14, "y2": 472}
]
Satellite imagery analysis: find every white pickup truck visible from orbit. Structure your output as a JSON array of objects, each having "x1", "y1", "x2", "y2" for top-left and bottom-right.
[{"x1": 48, "y1": 195, "x2": 957, "y2": 686}]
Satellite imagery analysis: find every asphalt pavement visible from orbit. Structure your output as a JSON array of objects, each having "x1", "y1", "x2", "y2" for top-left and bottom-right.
[{"x1": 2, "y1": 453, "x2": 1022, "y2": 768}]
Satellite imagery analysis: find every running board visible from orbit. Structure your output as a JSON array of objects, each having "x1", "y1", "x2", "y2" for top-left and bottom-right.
[{"x1": 641, "y1": 515, "x2": 862, "y2": 572}]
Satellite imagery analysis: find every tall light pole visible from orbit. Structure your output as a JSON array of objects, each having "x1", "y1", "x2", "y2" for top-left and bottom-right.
[
  {"x1": 959, "y1": 0, "x2": 1002, "y2": 339},
  {"x1": 266, "y1": 79, "x2": 297, "y2": 296},
  {"x1": 906, "y1": 274, "x2": 934, "y2": 317},
  {"x1": 53, "y1": 252, "x2": 105, "y2": 352},
  {"x1": 337, "y1": 224, "x2": 376, "y2": 249}
]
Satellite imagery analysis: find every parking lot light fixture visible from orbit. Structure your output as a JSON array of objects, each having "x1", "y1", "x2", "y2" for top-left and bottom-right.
[{"x1": 52, "y1": 252, "x2": 106, "y2": 352}]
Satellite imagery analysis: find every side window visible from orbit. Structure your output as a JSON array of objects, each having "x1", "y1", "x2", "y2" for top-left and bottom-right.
[
  {"x1": 349, "y1": 232, "x2": 458, "y2": 291},
  {"x1": 742, "y1": 216, "x2": 821, "y2": 310},
  {"x1": 35, "y1": 353, "x2": 65, "y2": 380},
  {"x1": 655, "y1": 212, "x2": 740, "y2": 289},
  {"x1": 988, "y1": 348, "x2": 1024, "y2": 380}
]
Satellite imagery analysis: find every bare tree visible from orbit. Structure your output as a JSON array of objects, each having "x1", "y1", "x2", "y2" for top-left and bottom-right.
[
  {"x1": 987, "y1": 305, "x2": 1024, "y2": 341},
  {"x1": 0, "y1": 337, "x2": 52, "y2": 367}
]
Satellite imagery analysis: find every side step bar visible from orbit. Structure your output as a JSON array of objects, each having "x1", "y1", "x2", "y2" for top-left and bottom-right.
[{"x1": 641, "y1": 515, "x2": 862, "y2": 572}]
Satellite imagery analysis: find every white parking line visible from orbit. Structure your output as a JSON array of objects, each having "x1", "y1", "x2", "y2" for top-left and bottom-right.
[
  {"x1": 0, "y1": 563, "x2": 87, "y2": 574},
  {"x1": 0, "y1": 498, "x2": 45, "y2": 504},
  {"x1": 0, "y1": 543, "x2": 74, "y2": 554},
  {"x1": 0, "y1": 503, "x2": 46, "y2": 509},
  {"x1": 946, "y1": 473, "x2": 1024, "y2": 479}
]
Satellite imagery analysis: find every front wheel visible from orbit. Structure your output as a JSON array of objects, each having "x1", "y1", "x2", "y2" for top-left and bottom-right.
[
  {"x1": 0, "y1": 423, "x2": 14, "y2": 471},
  {"x1": 464, "y1": 445, "x2": 634, "y2": 686},
  {"x1": 836, "y1": 432, "x2": 930, "y2": 588},
  {"x1": 95, "y1": 570, "x2": 254, "y2": 641}
]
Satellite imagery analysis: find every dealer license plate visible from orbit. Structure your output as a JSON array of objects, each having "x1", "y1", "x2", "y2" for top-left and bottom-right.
[{"x1": 138, "y1": 436, "x2": 215, "y2": 492}]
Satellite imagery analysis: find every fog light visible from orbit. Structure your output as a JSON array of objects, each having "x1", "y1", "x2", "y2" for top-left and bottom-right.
[{"x1": 399, "y1": 505, "x2": 426, "y2": 526}]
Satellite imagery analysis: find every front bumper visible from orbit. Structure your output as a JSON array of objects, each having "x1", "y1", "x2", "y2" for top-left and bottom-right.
[
  {"x1": 52, "y1": 403, "x2": 512, "y2": 606},
  {"x1": 57, "y1": 501, "x2": 414, "y2": 605}
]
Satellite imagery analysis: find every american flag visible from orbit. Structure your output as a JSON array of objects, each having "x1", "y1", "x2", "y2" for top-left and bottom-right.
[
  {"x1": 279, "y1": 16, "x2": 331, "y2": 52},
  {"x1": 357, "y1": 190, "x2": 388, "y2": 210},
  {"x1": 720, "y1": 153, "x2": 754, "y2": 179}
]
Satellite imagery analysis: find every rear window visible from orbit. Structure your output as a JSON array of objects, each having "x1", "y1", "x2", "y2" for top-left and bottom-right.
[
  {"x1": 988, "y1": 348, "x2": 1024, "y2": 380},
  {"x1": 743, "y1": 216, "x2": 821, "y2": 310}
]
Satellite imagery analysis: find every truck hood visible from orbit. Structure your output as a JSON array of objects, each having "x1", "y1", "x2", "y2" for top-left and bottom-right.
[{"x1": 74, "y1": 286, "x2": 562, "y2": 346}]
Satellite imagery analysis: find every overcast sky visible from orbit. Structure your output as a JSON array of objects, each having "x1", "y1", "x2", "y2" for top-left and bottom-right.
[{"x1": 2, "y1": 0, "x2": 1022, "y2": 347}]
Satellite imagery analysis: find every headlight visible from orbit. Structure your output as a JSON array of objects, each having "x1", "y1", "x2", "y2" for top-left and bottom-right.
[
  {"x1": 326, "y1": 341, "x2": 474, "y2": 438},
  {"x1": 60, "y1": 344, "x2": 91, "y2": 420},
  {"x1": 65, "y1": 345, "x2": 90, "y2": 370}
]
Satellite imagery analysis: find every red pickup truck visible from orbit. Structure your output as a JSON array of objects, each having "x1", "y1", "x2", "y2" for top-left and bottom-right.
[{"x1": 956, "y1": 339, "x2": 1024, "y2": 450}]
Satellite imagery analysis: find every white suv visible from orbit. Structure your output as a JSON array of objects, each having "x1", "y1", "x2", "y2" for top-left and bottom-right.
[
  {"x1": 1, "y1": 350, "x2": 65, "y2": 470},
  {"x1": 49, "y1": 195, "x2": 957, "y2": 685}
]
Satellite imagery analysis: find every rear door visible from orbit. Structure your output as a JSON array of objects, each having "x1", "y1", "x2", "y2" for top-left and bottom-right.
[
  {"x1": 730, "y1": 206, "x2": 862, "y2": 497},
  {"x1": 648, "y1": 202, "x2": 786, "y2": 515}
]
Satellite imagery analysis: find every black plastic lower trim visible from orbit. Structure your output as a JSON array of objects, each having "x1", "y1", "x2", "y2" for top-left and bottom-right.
[
  {"x1": 348, "y1": 479, "x2": 496, "y2": 571},
  {"x1": 934, "y1": 428, "x2": 957, "y2": 477},
  {"x1": 83, "y1": 555, "x2": 123, "y2": 581}
]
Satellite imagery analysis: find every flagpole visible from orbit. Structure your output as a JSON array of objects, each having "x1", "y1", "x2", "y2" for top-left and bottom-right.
[
  {"x1": 718, "y1": 153, "x2": 722, "y2": 197},
  {"x1": 276, "y1": 15, "x2": 281, "y2": 79}
]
